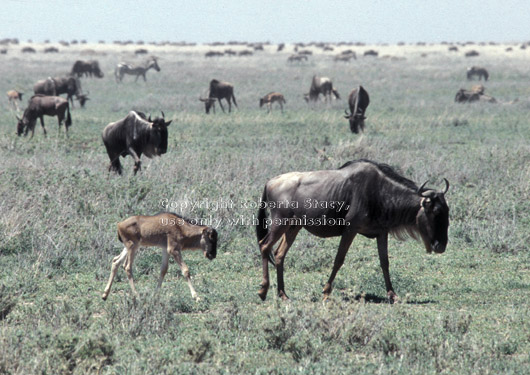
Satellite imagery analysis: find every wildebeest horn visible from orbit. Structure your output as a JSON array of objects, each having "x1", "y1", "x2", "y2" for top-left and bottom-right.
[
  {"x1": 344, "y1": 109, "x2": 351, "y2": 118},
  {"x1": 418, "y1": 180, "x2": 429, "y2": 196},
  {"x1": 148, "y1": 113, "x2": 152, "y2": 122},
  {"x1": 442, "y1": 178, "x2": 450, "y2": 194},
  {"x1": 161, "y1": 110, "x2": 165, "y2": 118},
  {"x1": 16, "y1": 115, "x2": 21, "y2": 121}
]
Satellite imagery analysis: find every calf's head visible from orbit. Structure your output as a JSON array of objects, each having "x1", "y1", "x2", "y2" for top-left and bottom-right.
[
  {"x1": 416, "y1": 179, "x2": 450, "y2": 254},
  {"x1": 200, "y1": 227, "x2": 217, "y2": 260}
]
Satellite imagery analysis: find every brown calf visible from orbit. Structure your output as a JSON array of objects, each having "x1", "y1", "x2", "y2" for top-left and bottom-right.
[
  {"x1": 259, "y1": 92, "x2": 286, "y2": 113},
  {"x1": 7, "y1": 90, "x2": 23, "y2": 110},
  {"x1": 102, "y1": 212, "x2": 217, "y2": 301}
]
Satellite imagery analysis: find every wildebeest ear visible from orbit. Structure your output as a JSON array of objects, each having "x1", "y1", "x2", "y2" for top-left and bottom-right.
[
  {"x1": 164, "y1": 120, "x2": 172, "y2": 127},
  {"x1": 16, "y1": 115, "x2": 21, "y2": 121}
]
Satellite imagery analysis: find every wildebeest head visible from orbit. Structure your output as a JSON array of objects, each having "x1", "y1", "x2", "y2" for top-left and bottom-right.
[
  {"x1": 144, "y1": 111, "x2": 171, "y2": 157},
  {"x1": 199, "y1": 95, "x2": 217, "y2": 113},
  {"x1": 416, "y1": 179, "x2": 450, "y2": 254},
  {"x1": 77, "y1": 92, "x2": 89, "y2": 108},
  {"x1": 344, "y1": 109, "x2": 366, "y2": 133},
  {"x1": 200, "y1": 227, "x2": 218, "y2": 260},
  {"x1": 16, "y1": 113, "x2": 31, "y2": 136},
  {"x1": 259, "y1": 98, "x2": 265, "y2": 108}
]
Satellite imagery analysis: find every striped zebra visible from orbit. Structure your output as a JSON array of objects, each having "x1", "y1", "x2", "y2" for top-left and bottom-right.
[{"x1": 114, "y1": 57, "x2": 160, "y2": 82}]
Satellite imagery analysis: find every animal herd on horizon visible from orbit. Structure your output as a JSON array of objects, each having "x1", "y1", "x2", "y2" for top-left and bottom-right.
[{"x1": 12, "y1": 42, "x2": 511, "y2": 304}]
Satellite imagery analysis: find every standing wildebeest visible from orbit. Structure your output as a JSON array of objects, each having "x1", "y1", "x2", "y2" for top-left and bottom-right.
[
  {"x1": 101, "y1": 212, "x2": 217, "y2": 301},
  {"x1": 256, "y1": 159, "x2": 449, "y2": 302},
  {"x1": 6, "y1": 90, "x2": 23, "y2": 110},
  {"x1": 16, "y1": 94, "x2": 71, "y2": 138},
  {"x1": 287, "y1": 54, "x2": 308, "y2": 63},
  {"x1": 304, "y1": 75, "x2": 340, "y2": 102},
  {"x1": 71, "y1": 60, "x2": 104, "y2": 78},
  {"x1": 466, "y1": 66, "x2": 489, "y2": 81},
  {"x1": 102, "y1": 111, "x2": 171, "y2": 175},
  {"x1": 33, "y1": 76, "x2": 88, "y2": 108},
  {"x1": 199, "y1": 79, "x2": 238, "y2": 114},
  {"x1": 259, "y1": 92, "x2": 286, "y2": 113},
  {"x1": 114, "y1": 57, "x2": 160, "y2": 82},
  {"x1": 344, "y1": 86, "x2": 370, "y2": 134}
]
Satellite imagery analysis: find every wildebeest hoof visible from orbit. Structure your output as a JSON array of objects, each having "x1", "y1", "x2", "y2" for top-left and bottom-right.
[
  {"x1": 387, "y1": 291, "x2": 398, "y2": 303},
  {"x1": 278, "y1": 291, "x2": 289, "y2": 301}
]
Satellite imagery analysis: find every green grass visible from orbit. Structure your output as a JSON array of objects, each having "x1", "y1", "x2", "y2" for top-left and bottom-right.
[{"x1": 0, "y1": 43, "x2": 529, "y2": 374}]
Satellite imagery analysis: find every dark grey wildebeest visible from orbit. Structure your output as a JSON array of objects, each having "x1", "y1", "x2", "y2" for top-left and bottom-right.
[
  {"x1": 256, "y1": 159, "x2": 449, "y2": 302},
  {"x1": 344, "y1": 86, "x2": 370, "y2": 134},
  {"x1": 114, "y1": 57, "x2": 160, "y2": 82},
  {"x1": 71, "y1": 60, "x2": 104, "y2": 78},
  {"x1": 466, "y1": 66, "x2": 489, "y2": 81},
  {"x1": 102, "y1": 111, "x2": 171, "y2": 175},
  {"x1": 199, "y1": 79, "x2": 238, "y2": 114},
  {"x1": 16, "y1": 94, "x2": 71, "y2": 138},
  {"x1": 304, "y1": 75, "x2": 340, "y2": 102},
  {"x1": 33, "y1": 76, "x2": 88, "y2": 108}
]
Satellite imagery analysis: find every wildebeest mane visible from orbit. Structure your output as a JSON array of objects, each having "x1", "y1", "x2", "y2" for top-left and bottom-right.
[{"x1": 339, "y1": 159, "x2": 418, "y2": 191}]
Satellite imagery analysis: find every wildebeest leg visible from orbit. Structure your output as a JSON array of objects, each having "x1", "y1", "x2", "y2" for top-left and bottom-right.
[
  {"x1": 218, "y1": 98, "x2": 226, "y2": 113},
  {"x1": 157, "y1": 246, "x2": 170, "y2": 291},
  {"x1": 128, "y1": 148, "x2": 142, "y2": 174},
  {"x1": 39, "y1": 116, "x2": 47, "y2": 138},
  {"x1": 275, "y1": 226, "x2": 301, "y2": 300},
  {"x1": 323, "y1": 231, "x2": 357, "y2": 300},
  {"x1": 102, "y1": 247, "x2": 129, "y2": 300},
  {"x1": 377, "y1": 234, "x2": 397, "y2": 302},
  {"x1": 258, "y1": 224, "x2": 290, "y2": 301},
  {"x1": 170, "y1": 245, "x2": 199, "y2": 301},
  {"x1": 124, "y1": 243, "x2": 140, "y2": 297}
]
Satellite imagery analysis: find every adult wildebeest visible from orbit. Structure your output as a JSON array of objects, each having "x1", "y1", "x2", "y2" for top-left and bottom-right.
[
  {"x1": 304, "y1": 75, "x2": 340, "y2": 102},
  {"x1": 287, "y1": 54, "x2": 307, "y2": 63},
  {"x1": 205, "y1": 51, "x2": 224, "y2": 58},
  {"x1": 71, "y1": 60, "x2": 104, "y2": 78},
  {"x1": 344, "y1": 86, "x2": 370, "y2": 134},
  {"x1": 114, "y1": 57, "x2": 160, "y2": 82},
  {"x1": 102, "y1": 111, "x2": 171, "y2": 175},
  {"x1": 465, "y1": 50, "x2": 479, "y2": 57},
  {"x1": 33, "y1": 76, "x2": 88, "y2": 108},
  {"x1": 363, "y1": 49, "x2": 379, "y2": 57},
  {"x1": 256, "y1": 159, "x2": 449, "y2": 302},
  {"x1": 466, "y1": 66, "x2": 489, "y2": 81},
  {"x1": 199, "y1": 79, "x2": 238, "y2": 114},
  {"x1": 259, "y1": 92, "x2": 286, "y2": 113},
  {"x1": 101, "y1": 212, "x2": 217, "y2": 301},
  {"x1": 6, "y1": 90, "x2": 23, "y2": 110},
  {"x1": 16, "y1": 95, "x2": 71, "y2": 138},
  {"x1": 454, "y1": 88, "x2": 496, "y2": 103}
]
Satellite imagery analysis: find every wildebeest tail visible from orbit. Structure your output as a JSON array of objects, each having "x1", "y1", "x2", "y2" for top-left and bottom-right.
[
  {"x1": 65, "y1": 104, "x2": 72, "y2": 127},
  {"x1": 256, "y1": 187, "x2": 275, "y2": 265},
  {"x1": 232, "y1": 93, "x2": 238, "y2": 108}
]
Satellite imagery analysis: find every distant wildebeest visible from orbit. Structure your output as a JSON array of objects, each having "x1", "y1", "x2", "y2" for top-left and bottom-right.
[
  {"x1": 102, "y1": 111, "x2": 172, "y2": 175},
  {"x1": 344, "y1": 86, "x2": 370, "y2": 134},
  {"x1": 101, "y1": 212, "x2": 217, "y2": 301},
  {"x1": 224, "y1": 49, "x2": 237, "y2": 56},
  {"x1": 465, "y1": 50, "x2": 479, "y2": 57},
  {"x1": 199, "y1": 79, "x2": 238, "y2": 114},
  {"x1": 135, "y1": 48, "x2": 148, "y2": 55},
  {"x1": 6, "y1": 90, "x2": 23, "y2": 110},
  {"x1": 454, "y1": 87, "x2": 496, "y2": 103},
  {"x1": 33, "y1": 76, "x2": 88, "y2": 108},
  {"x1": 43, "y1": 47, "x2": 59, "y2": 53},
  {"x1": 16, "y1": 95, "x2": 72, "y2": 138},
  {"x1": 287, "y1": 54, "x2": 308, "y2": 63},
  {"x1": 259, "y1": 92, "x2": 286, "y2": 113},
  {"x1": 334, "y1": 54, "x2": 354, "y2": 62},
  {"x1": 71, "y1": 60, "x2": 104, "y2": 78},
  {"x1": 298, "y1": 50, "x2": 313, "y2": 55},
  {"x1": 238, "y1": 50, "x2": 253, "y2": 56},
  {"x1": 304, "y1": 75, "x2": 340, "y2": 102},
  {"x1": 205, "y1": 50, "x2": 224, "y2": 58},
  {"x1": 466, "y1": 66, "x2": 489, "y2": 81},
  {"x1": 448, "y1": 46, "x2": 459, "y2": 52},
  {"x1": 363, "y1": 49, "x2": 379, "y2": 57},
  {"x1": 256, "y1": 159, "x2": 450, "y2": 302},
  {"x1": 114, "y1": 56, "x2": 160, "y2": 82},
  {"x1": 21, "y1": 47, "x2": 36, "y2": 53},
  {"x1": 277, "y1": 43, "x2": 285, "y2": 52}
]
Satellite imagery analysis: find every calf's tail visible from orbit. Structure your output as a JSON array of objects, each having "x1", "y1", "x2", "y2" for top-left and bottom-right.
[{"x1": 256, "y1": 187, "x2": 275, "y2": 264}]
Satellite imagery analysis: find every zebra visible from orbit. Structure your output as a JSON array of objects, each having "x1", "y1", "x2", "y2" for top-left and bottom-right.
[{"x1": 114, "y1": 57, "x2": 160, "y2": 82}]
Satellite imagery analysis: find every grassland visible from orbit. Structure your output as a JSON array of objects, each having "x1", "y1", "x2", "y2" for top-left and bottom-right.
[{"x1": 0, "y1": 42, "x2": 529, "y2": 374}]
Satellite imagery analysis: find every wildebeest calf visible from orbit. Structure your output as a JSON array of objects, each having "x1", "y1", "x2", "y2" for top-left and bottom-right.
[
  {"x1": 259, "y1": 92, "x2": 286, "y2": 113},
  {"x1": 102, "y1": 212, "x2": 217, "y2": 301},
  {"x1": 6, "y1": 90, "x2": 23, "y2": 110}
]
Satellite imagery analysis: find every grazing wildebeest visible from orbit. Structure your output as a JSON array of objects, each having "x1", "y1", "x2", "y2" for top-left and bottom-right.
[
  {"x1": 466, "y1": 66, "x2": 489, "y2": 81},
  {"x1": 344, "y1": 86, "x2": 370, "y2": 134},
  {"x1": 448, "y1": 46, "x2": 459, "y2": 52},
  {"x1": 199, "y1": 79, "x2": 238, "y2": 114},
  {"x1": 334, "y1": 55, "x2": 354, "y2": 62},
  {"x1": 363, "y1": 49, "x2": 379, "y2": 57},
  {"x1": 33, "y1": 76, "x2": 88, "y2": 108},
  {"x1": 465, "y1": 50, "x2": 479, "y2": 57},
  {"x1": 101, "y1": 212, "x2": 217, "y2": 301},
  {"x1": 205, "y1": 51, "x2": 224, "y2": 58},
  {"x1": 102, "y1": 111, "x2": 171, "y2": 175},
  {"x1": 43, "y1": 47, "x2": 59, "y2": 53},
  {"x1": 71, "y1": 60, "x2": 104, "y2": 78},
  {"x1": 16, "y1": 95, "x2": 72, "y2": 138},
  {"x1": 238, "y1": 50, "x2": 253, "y2": 56},
  {"x1": 304, "y1": 75, "x2": 340, "y2": 102},
  {"x1": 6, "y1": 90, "x2": 23, "y2": 110},
  {"x1": 454, "y1": 88, "x2": 496, "y2": 103},
  {"x1": 287, "y1": 54, "x2": 308, "y2": 63},
  {"x1": 256, "y1": 159, "x2": 450, "y2": 302},
  {"x1": 259, "y1": 92, "x2": 286, "y2": 113},
  {"x1": 114, "y1": 57, "x2": 160, "y2": 82}
]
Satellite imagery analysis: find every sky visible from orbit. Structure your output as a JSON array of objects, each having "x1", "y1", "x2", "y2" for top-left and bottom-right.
[{"x1": 2, "y1": 0, "x2": 529, "y2": 44}]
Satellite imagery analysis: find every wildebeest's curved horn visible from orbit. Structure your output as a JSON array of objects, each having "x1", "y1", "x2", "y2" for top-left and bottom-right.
[
  {"x1": 442, "y1": 178, "x2": 450, "y2": 194},
  {"x1": 161, "y1": 110, "x2": 165, "y2": 118},
  {"x1": 148, "y1": 113, "x2": 152, "y2": 122},
  {"x1": 16, "y1": 115, "x2": 21, "y2": 121},
  {"x1": 418, "y1": 180, "x2": 429, "y2": 196}
]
